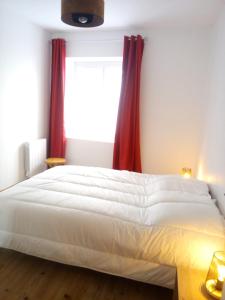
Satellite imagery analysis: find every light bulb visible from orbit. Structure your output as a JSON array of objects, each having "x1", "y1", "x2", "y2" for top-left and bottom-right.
[
  {"x1": 218, "y1": 265, "x2": 225, "y2": 281},
  {"x1": 78, "y1": 16, "x2": 88, "y2": 24}
]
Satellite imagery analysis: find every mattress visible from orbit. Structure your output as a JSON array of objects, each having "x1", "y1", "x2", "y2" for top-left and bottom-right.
[{"x1": 0, "y1": 166, "x2": 224, "y2": 288}]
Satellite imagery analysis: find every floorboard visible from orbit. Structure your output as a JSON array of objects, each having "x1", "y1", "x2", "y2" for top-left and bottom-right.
[{"x1": 0, "y1": 249, "x2": 173, "y2": 300}]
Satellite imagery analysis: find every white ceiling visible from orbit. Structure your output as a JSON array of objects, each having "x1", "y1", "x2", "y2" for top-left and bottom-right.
[{"x1": 1, "y1": 0, "x2": 225, "y2": 32}]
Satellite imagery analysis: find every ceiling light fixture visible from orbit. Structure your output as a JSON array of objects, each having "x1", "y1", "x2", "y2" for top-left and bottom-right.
[{"x1": 61, "y1": 0, "x2": 104, "y2": 28}]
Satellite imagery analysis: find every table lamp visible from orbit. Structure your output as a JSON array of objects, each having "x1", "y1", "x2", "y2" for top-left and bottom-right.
[
  {"x1": 181, "y1": 167, "x2": 192, "y2": 178},
  {"x1": 205, "y1": 251, "x2": 225, "y2": 299}
]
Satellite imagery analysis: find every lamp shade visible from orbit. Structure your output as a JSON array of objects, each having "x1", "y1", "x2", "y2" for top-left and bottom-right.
[
  {"x1": 61, "y1": 0, "x2": 104, "y2": 28},
  {"x1": 181, "y1": 167, "x2": 192, "y2": 178},
  {"x1": 205, "y1": 252, "x2": 225, "y2": 299}
]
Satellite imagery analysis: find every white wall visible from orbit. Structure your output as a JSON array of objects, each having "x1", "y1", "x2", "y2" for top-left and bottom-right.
[
  {"x1": 141, "y1": 28, "x2": 211, "y2": 175},
  {"x1": 0, "y1": 6, "x2": 50, "y2": 190},
  {"x1": 66, "y1": 139, "x2": 113, "y2": 168},
  {"x1": 53, "y1": 28, "x2": 211, "y2": 175},
  {"x1": 198, "y1": 6, "x2": 225, "y2": 187}
]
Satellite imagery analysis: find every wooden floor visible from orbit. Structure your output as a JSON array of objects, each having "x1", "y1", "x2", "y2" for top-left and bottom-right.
[{"x1": 0, "y1": 249, "x2": 173, "y2": 300}]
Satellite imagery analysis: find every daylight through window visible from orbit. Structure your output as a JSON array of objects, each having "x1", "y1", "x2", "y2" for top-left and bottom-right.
[{"x1": 65, "y1": 57, "x2": 122, "y2": 143}]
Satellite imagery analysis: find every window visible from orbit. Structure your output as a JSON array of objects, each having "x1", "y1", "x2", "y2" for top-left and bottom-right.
[{"x1": 65, "y1": 57, "x2": 122, "y2": 143}]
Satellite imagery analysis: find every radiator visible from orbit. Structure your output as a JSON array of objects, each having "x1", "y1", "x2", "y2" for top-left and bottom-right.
[{"x1": 24, "y1": 139, "x2": 47, "y2": 178}]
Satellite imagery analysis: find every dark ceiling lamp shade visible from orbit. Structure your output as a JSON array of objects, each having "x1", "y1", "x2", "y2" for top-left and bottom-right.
[{"x1": 61, "y1": 0, "x2": 104, "y2": 28}]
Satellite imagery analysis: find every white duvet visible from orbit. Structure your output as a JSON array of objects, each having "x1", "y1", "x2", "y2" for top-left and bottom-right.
[{"x1": 0, "y1": 166, "x2": 224, "y2": 288}]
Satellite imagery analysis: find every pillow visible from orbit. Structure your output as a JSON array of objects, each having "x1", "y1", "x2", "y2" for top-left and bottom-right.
[
  {"x1": 148, "y1": 175, "x2": 209, "y2": 196},
  {"x1": 209, "y1": 184, "x2": 225, "y2": 217},
  {"x1": 150, "y1": 190, "x2": 213, "y2": 205}
]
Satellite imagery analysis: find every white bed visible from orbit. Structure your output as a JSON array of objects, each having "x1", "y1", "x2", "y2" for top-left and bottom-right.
[{"x1": 0, "y1": 165, "x2": 224, "y2": 289}]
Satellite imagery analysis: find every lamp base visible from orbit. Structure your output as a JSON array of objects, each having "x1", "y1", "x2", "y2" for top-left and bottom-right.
[{"x1": 206, "y1": 279, "x2": 222, "y2": 299}]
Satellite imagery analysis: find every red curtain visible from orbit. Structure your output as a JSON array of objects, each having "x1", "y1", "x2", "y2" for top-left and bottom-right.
[
  {"x1": 49, "y1": 39, "x2": 66, "y2": 158},
  {"x1": 113, "y1": 35, "x2": 144, "y2": 173}
]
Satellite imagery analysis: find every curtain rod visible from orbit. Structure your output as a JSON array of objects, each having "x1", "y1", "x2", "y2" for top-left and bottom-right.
[{"x1": 50, "y1": 37, "x2": 147, "y2": 43}]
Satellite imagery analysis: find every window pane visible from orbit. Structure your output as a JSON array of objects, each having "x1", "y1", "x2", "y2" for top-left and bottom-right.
[{"x1": 65, "y1": 58, "x2": 122, "y2": 143}]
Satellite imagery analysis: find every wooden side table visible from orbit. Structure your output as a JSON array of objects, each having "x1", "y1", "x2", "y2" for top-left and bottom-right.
[
  {"x1": 175, "y1": 267, "x2": 212, "y2": 300},
  {"x1": 45, "y1": 158, "x2": 66, "y2": 168}
]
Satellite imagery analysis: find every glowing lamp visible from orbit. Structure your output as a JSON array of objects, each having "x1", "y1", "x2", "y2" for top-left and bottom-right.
[
  {"x1": 205, "y1": 252, "x2": 225, "y2": 299},
  {"x1": 181, "y1": 167, "x2": 192, "y2": 178}
]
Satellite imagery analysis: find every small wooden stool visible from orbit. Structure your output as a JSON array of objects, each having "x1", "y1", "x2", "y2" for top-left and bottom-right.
[{"x1": 45, "y1": 157, "x2": 66, "y2": 168}]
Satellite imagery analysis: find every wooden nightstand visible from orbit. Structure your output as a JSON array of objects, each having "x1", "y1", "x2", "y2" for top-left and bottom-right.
[
  {"x1": 175, "y1": 267, "x2": 212, "y2": 300},
  {"x1": 45, "y1": 157, "x2": 66, "y2": 168}
]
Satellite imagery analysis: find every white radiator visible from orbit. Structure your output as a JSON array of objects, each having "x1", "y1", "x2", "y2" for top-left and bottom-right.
[{"x1": 24, "y1": 139, "x2": 47, "y2": 178}]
